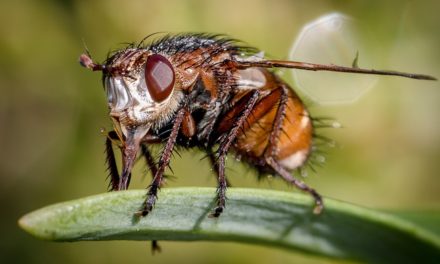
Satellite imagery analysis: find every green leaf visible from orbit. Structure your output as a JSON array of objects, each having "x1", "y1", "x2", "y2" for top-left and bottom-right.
[
  {"x1": 19, "y1": 188, "x2": 440, "y2": 263},
  {"x1": 388, "y1": 210, "x2": 440, "y2": 238}
]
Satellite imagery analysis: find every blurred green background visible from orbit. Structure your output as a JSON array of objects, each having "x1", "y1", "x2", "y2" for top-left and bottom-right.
[{"x1": 1, "y1": 0, "x2": 439, "y2": 263}]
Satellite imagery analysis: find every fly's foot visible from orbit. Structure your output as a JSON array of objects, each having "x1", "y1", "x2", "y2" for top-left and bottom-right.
[
  {"x1": 209, "y1": 205, "x2": 224, "y2": 218},
  {"x1": 135, "y1": 195, "x2": 156, "y2": 217},
  {"x1": 312, "y1": 195, "x2": 324, "y2": 215},
  {"x1": 134, "y1": 209, "x2": 150, "y2": 217},
  {"x1": 151, "y1": 240, "x2": 161, "y2": 254}
]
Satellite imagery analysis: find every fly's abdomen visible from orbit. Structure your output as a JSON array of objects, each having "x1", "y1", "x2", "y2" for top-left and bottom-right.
[
  {"x1": 273, "y1": 90, "x2": 313, "y2": 169},
  {"x1": 218, "y1": 69, "x2": 313, "y2": 170}
]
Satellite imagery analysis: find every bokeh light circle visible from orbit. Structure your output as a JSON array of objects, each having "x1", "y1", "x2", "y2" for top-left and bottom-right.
[{"x1": 289, "y1": 13, "x2": 378, "y2": 105}]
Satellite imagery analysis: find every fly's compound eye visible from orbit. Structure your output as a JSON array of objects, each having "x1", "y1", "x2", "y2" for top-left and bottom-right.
[{"x1": 145, "y1": 54, "x2": 175, "y2": 102}]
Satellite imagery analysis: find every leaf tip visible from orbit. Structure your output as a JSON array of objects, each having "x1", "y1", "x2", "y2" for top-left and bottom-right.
[
  {"x1": 18, "y1": 213, "x2": 35, "y2": 236},
  {"x1": 18, "y1": 210, "x2": 55, "y2": 240}
]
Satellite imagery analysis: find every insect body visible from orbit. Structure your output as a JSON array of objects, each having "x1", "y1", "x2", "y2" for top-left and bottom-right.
[{"x1": 79, "y1": 34, "x2": 435, "y2": 218}]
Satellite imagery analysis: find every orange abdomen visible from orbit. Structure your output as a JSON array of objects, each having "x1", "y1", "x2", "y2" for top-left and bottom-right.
[{"x1": 218, "y1": 68, "x2": 313, "y2": 170}]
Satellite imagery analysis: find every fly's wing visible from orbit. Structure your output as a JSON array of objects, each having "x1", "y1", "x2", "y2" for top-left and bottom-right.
[
  {"x1": 232, "y1": 58, "x2": 436, "y2": 81},
  {"x1": 231, "y1": 13, "x2": 435, "y2": 105},
  {"x1": 288, "y1": 13, "x2": 381, "y2": 104}
]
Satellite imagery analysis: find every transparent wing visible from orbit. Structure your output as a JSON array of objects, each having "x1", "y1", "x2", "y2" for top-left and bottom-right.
[
  {"x1": 289, "y1": 13, "x2": 378, "y2": 104},
  {"x1": 232, "y1": 13, "x2": 435, "y2": 104}
]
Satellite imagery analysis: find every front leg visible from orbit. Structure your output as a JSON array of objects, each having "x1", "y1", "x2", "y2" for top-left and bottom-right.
[
  {"x1": 140, "y1": 133, "x2": 162, "y2": 181},
  {"x1": 211, "y1": 90, "x2": 260, "y2": 217},
  {"x1": 105, "y1": 131, "x2": 120, "y2": 191},
  {"x1": 137, "y1": 108, "x2": 186, "y2": 216},
  {"x1": 141, "y1": 144, "x2": 158, "y2": 180}
]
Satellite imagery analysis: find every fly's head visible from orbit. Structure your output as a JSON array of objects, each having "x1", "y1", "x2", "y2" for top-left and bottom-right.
[{"x1": 79, "y1": 49, "x2": 183, "y2": 143}]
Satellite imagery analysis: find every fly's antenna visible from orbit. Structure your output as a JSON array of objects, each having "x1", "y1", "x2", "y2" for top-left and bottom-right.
[
  {"x1": 79, "y1": 39, "x2": 106, "y2": 72},
  {"x1": 79, "y1": 53, "x2": 106, "y2": 72}
]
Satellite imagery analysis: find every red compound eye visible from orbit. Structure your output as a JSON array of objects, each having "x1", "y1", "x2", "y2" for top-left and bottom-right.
[{"x1": 144, "y1": 54, "x2": 175, "y2": 102}]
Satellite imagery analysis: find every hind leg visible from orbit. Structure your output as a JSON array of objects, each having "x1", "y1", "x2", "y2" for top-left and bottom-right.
[
  {"x1": 260, "y1": 85, "x2": 323, "y2": 214},
  {"x1": 266, "y1": 157, "x2": 323, "y2": 214}
]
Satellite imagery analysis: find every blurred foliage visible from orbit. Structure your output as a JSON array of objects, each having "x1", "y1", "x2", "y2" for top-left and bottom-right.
[{"x1": 1, "y1": 0, "x2": 439, "y2": 263}]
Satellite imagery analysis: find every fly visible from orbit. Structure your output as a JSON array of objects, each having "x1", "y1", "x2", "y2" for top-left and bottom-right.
[{"x1": 79, "y1": 33, "x2": 435, "y2": 218}]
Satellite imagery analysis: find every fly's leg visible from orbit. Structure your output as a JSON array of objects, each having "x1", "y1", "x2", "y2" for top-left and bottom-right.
[
  {"x1": 141, "y1": 144, "x2": 158, "y2": 180},
  {"x1": 210, "y1": 90, "x2": 260, "y2": 217},
  {"x1": 106, "y1": 130, "x2": 161, "y2": 191},
  {"x1": 140, "y1": 133, "x2": 162, "y2": 182},
  {"x1": 137, "y1": 108, "x2": 186, "y2": 216},
  {"x1": 140, "y1": 144, "x2": 161, "y2": 250},
  {"x1": 208, "y1": 153, "x2": 232, "y2": 187},
  {"x1": 210, "y1": 154, "x2": 227, "y2": 218},
  {"x1": 267, "y1": 158, "x2": 323, "y2": 214},
  {"x1": 108, "y1": 130, "x2": 164, "y2": 253},
  {"x1": 105, "y1": 131, "x2": 122, "y2": 191},
  {"x1": 151, "y1": 240, "x2": 161, "y2": 254},
  {"x1": 262, "y1": 85, "x2": 288, "y2": 158},
  {"x1": 261, "y1": 85, "x2": 324, "y2": 214}
]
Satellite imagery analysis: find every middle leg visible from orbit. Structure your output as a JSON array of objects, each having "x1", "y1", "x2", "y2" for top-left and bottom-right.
[{"x1": 211, "y1": 90, "x2": 260, "y2": 217}]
